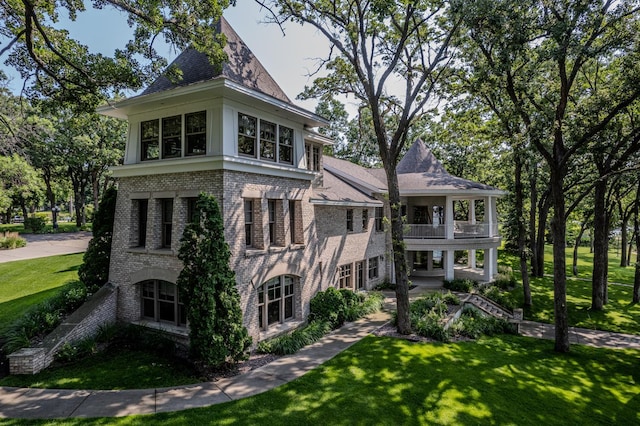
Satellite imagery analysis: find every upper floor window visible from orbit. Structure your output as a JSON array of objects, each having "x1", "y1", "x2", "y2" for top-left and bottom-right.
[
  {"x1": 141, "y1": 111, "x2": 206, "y2": 161},
  {"x1": 375, "y1": 207, "x2": 384, "y2": 232},
  {"x1": 245, "y1": 199, "x2": 254, "y2": 248},
  {"x1": 260, "y1": 120, "x2": 277, "y2": 161},
  {"x1": 186, "y1": 197, "x2": 199, "y2": 224},
  {"x1": 346, "y1": 209, "x2": 354, "y2": 232},
  {"x1": 362, "y1": 209, "x2": 369, "y2": 231},
  {"x1": 239, "y1": 113, "x2": 295, "y2": 166},
  {"x1": 162, "y1": 115, "x2": 182, "y2": 159},
  {"x1": 186, "y1": 111, "x2": 206, "y2": 156},
  {"x1": 268, "y1": 199, "x2": 277, "y2": 244},
  {"x1": 133, "y1": 199, "x2": 148, "y2": 247},
  {"x1": 161, "y1": 199, "x2": 173, "y2": 249},
  {"x1": 279, "y1": 126, "x2": 293, "y2": 164},
  {"x1": 305, "y1": 143, "x2": 321, "y2": 171},
  {"x1": 141, "y1": 120, "x2": 160, "y2": 161}
]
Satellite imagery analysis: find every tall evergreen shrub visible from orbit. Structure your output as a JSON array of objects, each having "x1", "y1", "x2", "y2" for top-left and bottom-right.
[
  {"x1": 78, "y1": 186, "x2": 117, "y2": 293},
  {"x1": 177, "y1": 193, "x2": 251, "y2": 366}
]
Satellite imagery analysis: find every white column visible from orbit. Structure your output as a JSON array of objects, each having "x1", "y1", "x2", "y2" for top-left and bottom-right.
[
  {"x1": 468, "y1": 249, "x2": 476, "y2": 268},
  {"x1": 486, "y1": 196, "x2": 494, "y2": 237},
  {"x1": 469, "y1": 199, "x2": 476, "y2": 224},
  {"x1": 492, "y1": 247, "x2": 498, "y2": 277},
  {"x1": 445, "y1": 196, "x2": 454, "y2": 239},
  {"x1": 427, "y1": 251, "x2": 433, "y2": 270},
  {"x1": 483, "y1": 248, "x2": 496, "y2": 282},
  {"x1": 444, "y1": 250, "x2": 455, "y2": 280}
]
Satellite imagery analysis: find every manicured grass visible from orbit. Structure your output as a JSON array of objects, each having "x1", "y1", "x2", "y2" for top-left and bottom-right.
[
  {"x1": 0, "y1": 254, "x2": 83, "y2": 334},
  {"x1": 3, "y1": 335, "x2": 638, "y2": 425},
  {"x1": 0, "y1": 349, "x2": 200, "y2": 390},
  {"x1": 501, "y1": 247, "x2": 640, "y2": 334},
  {"x1": 0, "y1": 222, "x2": 89, "y2": 234}
]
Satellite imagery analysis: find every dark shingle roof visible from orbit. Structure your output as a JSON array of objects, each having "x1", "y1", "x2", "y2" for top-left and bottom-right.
[
  {"x1": 142, "y1": 17, "x2": 291, "y2": 103},
  {"x1": 397, "y1": 138, "x2": 448, "y2": 174}
]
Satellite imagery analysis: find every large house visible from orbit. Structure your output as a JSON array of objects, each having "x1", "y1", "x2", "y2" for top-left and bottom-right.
[{"x1": 97, "y1": 18, "x2": 504, "y2": 344}]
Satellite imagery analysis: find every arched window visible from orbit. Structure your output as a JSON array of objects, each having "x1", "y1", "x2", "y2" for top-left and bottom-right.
[
  {"x1": 258, "y1": 275, "x2": 295, "y2": 329},
  {"x1": 140, "y1": 280, "x2": 186, "y2": 327}
]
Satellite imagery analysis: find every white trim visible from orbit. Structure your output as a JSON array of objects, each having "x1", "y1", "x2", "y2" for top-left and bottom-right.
[
  {"x1": 400, "y1": 189, "x2": 507, "y2": 197},
  {"x1": 111, "y1": 155, "x2": 316, "y2": 180},
  {"x1": 309, "y1": 198, "x2": 383, "y2": 208}
]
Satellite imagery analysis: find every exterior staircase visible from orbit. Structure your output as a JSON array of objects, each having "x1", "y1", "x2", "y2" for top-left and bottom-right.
[{"x1": 463, "y1": 293, "x2": 514, "y2": 320}]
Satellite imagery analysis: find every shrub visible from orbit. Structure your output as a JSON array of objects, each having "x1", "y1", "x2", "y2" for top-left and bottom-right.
[
  {"x1": 0, "y1": 232, "x2": 26, "y2": 249},
  {"x1": 24, "y1": 216, "x2": 46, "y2": 233},
  {"x1": 1, "y1": 281, "x2": 90, "y2": 354},
  {"x1": 480, "y1": 286, "x2": 517, "y2": 310},
  {"x1": 55, "y1": 337, "x2": 98, "y2": 363},
  {"x1": 257, "y1": 321, "x2": 333, "y2": 355},
  {"x1": 310, "y1": 287, "x2": 347, "y2": 328},
  {"x1": 442, "y1": 278, "x2": 477, "y2": 292},
  {"x1": 450, "y1": 306, "x2": 518, "y2": 339},
  {"x1": 492, "y1": 272, "x2": 517, "y2": 290},
  {"x1": 79, "y1": 187, "x2": 117, "y2": 293},
  {"x1": 413, "y1": 310, "x2": 449, "y2": 342},
  {"x1": 442, "y1": 291, "x2": 461, "y2": 306}
]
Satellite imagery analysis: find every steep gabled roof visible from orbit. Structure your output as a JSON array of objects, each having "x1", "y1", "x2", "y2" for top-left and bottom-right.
[
  {"x1": 142, "y1": 17, "x2": 291, "y2": 103},
  {"x1": 396, "y1": 138, "x2": 448, "y2": 174}
]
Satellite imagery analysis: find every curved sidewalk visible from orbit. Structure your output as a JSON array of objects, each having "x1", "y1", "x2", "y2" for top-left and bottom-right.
[{"x1": 0, "y1": 311, "x2": 391, "y2": 419}]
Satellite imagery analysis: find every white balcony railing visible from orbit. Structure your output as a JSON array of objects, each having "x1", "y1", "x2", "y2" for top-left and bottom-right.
[{"x1": 404, "y1": 222, "x2": 499, "y2": 240}]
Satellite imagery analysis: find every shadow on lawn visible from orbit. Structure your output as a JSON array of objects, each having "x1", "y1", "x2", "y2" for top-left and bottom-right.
[{"x1": 143, "y1": 335, "x2": 640, "y2": 426}]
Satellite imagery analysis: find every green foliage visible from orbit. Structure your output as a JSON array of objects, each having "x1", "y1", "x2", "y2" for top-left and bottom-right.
[
  {"x1": 257, "y1": 321, "x2": 333, "y2": 355},
  {"x1": 492, "y1": 272, "x2": 517, "y2": 290},
  {"x1": 0, "y1": 231, "x2": 26, "y2": 248},
  {"x1": 442, "y1": 291, "x2": 461, "y2": 306},
  {"x1": 309, "y1": 287, "x2": 347, "y2": 328},
  {"x1": 177, "y1": 193, "x2": 251, "y2": 367},
  {"x1": 443, "y1": 278, "x2": 477, "y2": 292},
  {"x1": 480, "y1": 286, "x2": 517, "y2": 311},
  {"x1": 1, "y1": 280, "x2": 88, "y2": 354},
  {"x1": 23, "y1": 216, "x2": 46, "y2": 233},
  {"x1": 450, "y1": 306, "x2": 517, "y2": 339},
  {"x1": 413, "y1": 310, "x2": 450, "y2": 342},
  {"x1": 56, "y1": 337, "x2": 98, "y2": 363},
  {"x1": 78, "y1": 187, "x2": 117, "y2": 293}
]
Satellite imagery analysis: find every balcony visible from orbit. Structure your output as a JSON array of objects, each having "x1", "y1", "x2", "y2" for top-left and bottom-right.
[{"x1": 404, "y1": 222, "x2": 499, "y2": 240}]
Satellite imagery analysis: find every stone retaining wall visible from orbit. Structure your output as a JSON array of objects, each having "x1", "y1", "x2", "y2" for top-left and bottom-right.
[{"x1": 8, "y1": 283, "x2": 117, "y2": 375}]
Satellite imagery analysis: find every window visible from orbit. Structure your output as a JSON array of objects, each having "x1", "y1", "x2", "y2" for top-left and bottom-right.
[
  {"x1": 279, "y1": 126, "x2": 293, "y2": 164},
  {"x1": 338, "y1": 264, "x2": 352, "y2": 289},
  {"x1": 238, "y1": 113, "x2": 257, "y2": 157},
  {"x1": 375, "y1": 207, "x2": 384, "y2": 232},
  {"x1": 245, "y1": 200, "x2": 254, "y2": 247},
  {"x1": 268, "y1": 200, "x2": 276, "y2": 245},
  {"x1": 362, "y1": 209, "x2": 369, "y2": 231},
  {"x1": 186, "y1": 198, "x2": 199, "y2": 224},
  {"x1": 356, "y1": 261, "x2": 365, "y2": 290},
  {"x1": 260, "y1": 120, "x2": 277, "y2": 161},
  {"x1": 368, "y1": 257, "x2": 379, "y2": 279},
  {"x1": 305, "y1": 142, "x2": 321, "y2": 171},
  {"x1": 186, "y1": 111, "x2": 206, "y2": 156},
  {"x1": 135, "y1": 199, "x2": 148, "y2": 247},
  {"x1": 141, "y1": 120, "x2": 159, "y2": 161},
  {"x1": 346, "y1": 209, "x2": 354, "y2": 232},
  {"x1": 258, "y1": 275, "x2": 295, "y2": 329},
  {"x1": 162, "y1": 115, "x2": 182, "y2": 159},
  {"x1": 161, "y1": 199, "x2": 173, "y2": 249},
  {"x1": 141, "y1": 280, "x2": 186, "y2": 326},
  {"x1": 289, "y1": 200, "x2": 303, "y2": 245}
]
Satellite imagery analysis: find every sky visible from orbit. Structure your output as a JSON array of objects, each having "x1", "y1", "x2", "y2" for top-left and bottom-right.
[{"x1": 0, "y1": 2, "x2": 332, "y2": 112}]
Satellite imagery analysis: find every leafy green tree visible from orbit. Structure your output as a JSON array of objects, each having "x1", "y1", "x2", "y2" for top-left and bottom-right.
[
  {"x1": 79, "y1": 186, "x2": 117, "y2": 293},
  {"x1": 177, "y1": 193, "x2": 251, "y2": 367},
  {"x1": 456, "y1": 0, "x2": 640, "y2": 351},
  {"x1": 0, "y1": 153, "x2": 44, "y2": 220},
  {"x1": 265, "y1": 0, "x2": 459, "y2": 334},
  {"x1": 0, "y1": 0, "x2": 230, "y2": 111}
]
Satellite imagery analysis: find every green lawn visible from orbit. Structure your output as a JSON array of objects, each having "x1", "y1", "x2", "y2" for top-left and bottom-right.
[
  {"x1": 502, "y1": 246, "x2": 640, "y2": 334},
  {"x1": 0, "y1": 349, "x2": 199, "y2": 390},
  {"x1": 0, "y1": 222, "x2": 89, "y2": 234},
  {"x1": 2, "y1": 335, "x2": 638, "y2": 425},
  {"x1": 0, "y1": 254, "x2": 83, "y2": 334}
]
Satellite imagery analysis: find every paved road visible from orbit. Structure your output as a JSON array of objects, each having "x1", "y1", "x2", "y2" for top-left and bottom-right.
[{"x1": 0, "y1": 232, "x2": 92, "y2": 263}]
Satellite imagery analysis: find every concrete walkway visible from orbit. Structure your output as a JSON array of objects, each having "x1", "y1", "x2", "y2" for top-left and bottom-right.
[
  {"x1": 0, "y1": 311, "x2": 391, "y2": 419},
  {"x1": 518, "y1": 321, "x2": 640, "y2": 349},
  {"x1": 0, "y1": 232, "x2": 92, "y2": 263}
]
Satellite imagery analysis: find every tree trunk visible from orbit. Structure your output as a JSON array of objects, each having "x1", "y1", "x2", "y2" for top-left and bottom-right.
[
  {"x1": 385, "y1": 168, "x2": 411, "y2": 334},
  {"x1": 550, "y1": 167, "x2": 570, "y2": 353},
  {"x1": 627, "y1": 230, "x2": 635, "y2": 267},
  {"x1": 528, "y1": 165, "x2": 539, "y2": 277},
  {"x1": 515, "y1": 150, "x2": 532, "y2": 307},
  {"x1": 534, "y1": 192, "x2": 551, "y2": 277},
  {"x1": 620, "y1": 205, "x2": 629, "y2": 267},
  {"x1": 592, "y1": 179, "x2": 608, "y2": 310},
  {"x1": 572, "y1": 219, "x2": 589, "y2": 276}
]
